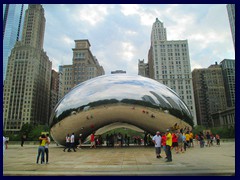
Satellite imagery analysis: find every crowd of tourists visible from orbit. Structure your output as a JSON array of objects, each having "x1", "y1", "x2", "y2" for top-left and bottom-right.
[
  {"x1": 151, "y1": 128, "x2": 221, "y2": 162},
  {"x1": 2, "y1": 129, "x2": 221, "y2": 165}
]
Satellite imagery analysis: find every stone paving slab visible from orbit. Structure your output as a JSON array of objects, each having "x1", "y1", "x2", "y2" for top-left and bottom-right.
[{"x1": 3, "y1": 142, "x2": 235, "y2": 176}]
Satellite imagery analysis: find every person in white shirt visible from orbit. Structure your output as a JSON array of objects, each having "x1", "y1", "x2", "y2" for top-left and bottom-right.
[
  {"x1": 63, "y1": 134, "x2": 70, "y2": 152},
  {"x1": 68, "y1": 133, "x2": 76, "y2": 152},
  {"x1": 45, "y1": 134, "x2": 51, "y2": 164},
  {"x1": 152, "y1": 131, "x2": 162, "y2": 158},
  {"x1": 3, "y1": 136, "x2": 8, "y2": 156}
]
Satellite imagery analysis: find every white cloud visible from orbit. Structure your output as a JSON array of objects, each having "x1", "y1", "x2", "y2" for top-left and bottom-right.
[
  {"x1": 71, "y1": 4, "x2": 110, "y2": 26},
  {"x1": 121, "y1": 42, "x2": 135, "y2": 61},
  {"x1": 120, "y1": 4, "x2": 140, "y2": 16},
  {"x1": 62, "y1": 35, "x2": 74, "y2": 45},
  {"x1": 42, "y1": 4, "x2": 235, "y2": 76}
]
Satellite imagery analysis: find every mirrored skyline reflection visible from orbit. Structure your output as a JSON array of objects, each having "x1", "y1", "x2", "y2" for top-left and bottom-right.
[{"x1": 50, "y1": 74, "x2": 193, "y2": 126}]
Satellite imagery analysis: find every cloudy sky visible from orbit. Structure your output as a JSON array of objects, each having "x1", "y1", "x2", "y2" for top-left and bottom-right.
[{"x1": 42, "y1": 4, "x2": 235, "y2": 75}]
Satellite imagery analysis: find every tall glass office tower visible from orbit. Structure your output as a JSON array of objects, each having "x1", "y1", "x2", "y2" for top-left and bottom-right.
[
  {"x1": 226, "y1": 4, "x2": 235, "y2": 50},
  {"x1": 3, "y1": 4, "x2": 28, "y2": 82}
]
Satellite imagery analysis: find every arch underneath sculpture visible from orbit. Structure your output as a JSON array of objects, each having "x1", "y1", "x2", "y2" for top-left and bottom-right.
[{"x1": 95, "y1": 122, "x2": 144, "y2": 135}]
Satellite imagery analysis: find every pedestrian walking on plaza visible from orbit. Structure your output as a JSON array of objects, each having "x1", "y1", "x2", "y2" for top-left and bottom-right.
[
  {"x1": 68, "y1": 133, "x2": 76, "y2": 152},
  {"x1": 182, "y1": 133, "x2": 187, "y2": 151},
  {"x1": 90, "y1": 132, "x2": 96, "y2": 149},
  {"x1": 185, "y1": 131, "x2": 190, "y2": 148},
  {"x1": 177, "y1": 131, "x2": 184, "y2": 153},
  {"x1": 45, "y1": 133, "x2": 51, "y2": 164},
  {"x1": 77, "y1": 134, "x2": 83, "y2": 149},
  {"x1": 199, "y1": 132, "x2": 205, "y2": 148},
  {"x1": 21, "y1": 134, "x2": 27, "y2": 147},
  {"x1": 117, "y1": 133, "x2": 122, "y2": 147},
  {"x1": 165, "y1": 129, "x2": 172, "y2": 162},
  {"x1": 3, "y1": 136, "x2": 8, "y2": 156},
  {"x1": 63, "y1": 134, "x2": 70, "y2": 152},
  {"x1": 36, "y1": 134, "x2": 48, "y2": 164},
  {"x1": 152, "y1": 131, "x2": 162, "y2": 158},
  {"x1": 144, "y1": 133, "x2": 148, "y2": 146},
  {"x1": 216, "y1": 134, "x2": 220, "y2": 146},
  {"x1": 206, "y1": 131, "x2": 211, "y2": 147},
  {"x1": 189, "y1": 131, "x2": 194, "y2": 147}
]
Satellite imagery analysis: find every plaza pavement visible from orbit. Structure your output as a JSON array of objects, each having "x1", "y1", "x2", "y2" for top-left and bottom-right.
[{"x1": 3, "y1": 141, "x2": 235, "y2": 176}]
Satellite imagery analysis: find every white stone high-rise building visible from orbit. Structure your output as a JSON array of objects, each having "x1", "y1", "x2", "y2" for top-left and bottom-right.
[{"x1": 148, "y1": 18, "x2": 197, "y2": 125}]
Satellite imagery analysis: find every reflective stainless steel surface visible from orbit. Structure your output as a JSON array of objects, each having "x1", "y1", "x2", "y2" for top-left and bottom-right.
[{"x1": 50, "y1": 75, "x2": 193, "y2": 145}]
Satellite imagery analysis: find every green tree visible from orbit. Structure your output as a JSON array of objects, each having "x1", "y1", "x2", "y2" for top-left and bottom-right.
[
  {"x1": 192, "y1": 125, "x2": 206, "y2": 135},
  {"x1": 27, "y1": 125, "x2": 50, "y2": 140},
  {"x1": 20, "y1": 123, "x2": 34, "y2": 138}
]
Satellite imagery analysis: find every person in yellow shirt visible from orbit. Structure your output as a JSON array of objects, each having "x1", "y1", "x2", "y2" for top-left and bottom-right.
[
  {"x1": 185, "y1": 131, "x2": 190, "y2": 147},
  {"x1": 165, "y1": 129, "x2": 172, "y2": 162},
  {"x1": 36, "y1": 134, "x2": 48, "y2": 164}
]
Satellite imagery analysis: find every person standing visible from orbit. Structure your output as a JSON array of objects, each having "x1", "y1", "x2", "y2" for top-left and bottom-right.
[
  {"x1": 36, "y1": 134, "x2": 48, "y2": 164},
  {"x1": 77, "y1": 134, "x2": 82, "y2": 149},
  {"x1": 106, "y1": 134, "x2": 109, "y2": 147},
  {"x1": 21, "y1": 134, "x2": 26, "y2": 147},
  {"x1": 199, "y1": 132, "x2": 205, "y2": 148},
  {"x1": 117, "y1": 133, "x2": 122, "y2": 147},
  {"x1": 182, "y1": 133, "x2": 188, "y2": 151},
  {"x1": 185, "y1": 131, "x2": 190, "y2": 148},
  {"x1": 68, "y1": 133, "x2": 76, "y2": 152},
  {"x1": 3, "y1": 136, "x2": 8, "y2": 156},
  {"x1": 177, "y1": 131, "x2": 183, "y2": 153},
  {"x1": 206, "y1": 131, "x2": 211, "y2": 147},
  {"x1": 161, "y1": 132, "x2": 167, "y2": 158},
  {"x1": 63, "y1": 134, "x2": 70, "y2": 152},
  {"x1": 165, "y1": 129, "x2": 172, "y2": 162},
  {"x1": 90, "y1": 132, "x2": 96, "y2": 149},
  {"x1": 124, "y1": 134, "x2": 128, "y2": 146},
  {"x1": 45, "y1": 134, "x2": 51, "y2": 164},
  {"x1": 152, "y1": 131, "x2": 162, "y2": 158},
  {"x1": 172, "y1": 131, "x2": 179, "y2": 153},
  {"x1": 216, "y1": 134, "x2": 220, "y2": 146},
  {"x1": 189, "y1": 131, "x2": 194, "y2": 147},
  {"x1": 144, "y1": 133, "x2": 148, "y2": 146}
]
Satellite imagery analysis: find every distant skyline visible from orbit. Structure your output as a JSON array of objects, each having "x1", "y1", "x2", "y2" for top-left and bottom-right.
[{"x1": 42, "y1": 4, "x2": 235, "y2": 75}]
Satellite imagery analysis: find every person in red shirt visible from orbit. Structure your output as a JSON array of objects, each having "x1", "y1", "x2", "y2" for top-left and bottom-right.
[
  {"x1": 90, "y1": 132, "x2": 96, "y2": 149},
  {"x1": 161, "y1": 132, "x2": 167, "y2": 158},
  {"x1": 172, "y1": 132, "x2": 179, "y2": 153},
  {"x1": 195, "y1": 134, "x2": 199, "y2": 145}
]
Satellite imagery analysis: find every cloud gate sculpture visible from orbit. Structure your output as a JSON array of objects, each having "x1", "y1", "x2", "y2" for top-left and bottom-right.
[{"x1": 49, "y1": 75, "x2": 193, "y2": 145}]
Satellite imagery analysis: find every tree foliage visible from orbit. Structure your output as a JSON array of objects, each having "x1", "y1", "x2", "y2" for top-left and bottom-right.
[
  {"x1": 193, "y1": 125, "x2": 235, "y2": 138},
  {"x1": 4, "y1": 124, "x2": 50, "y2": 141}
]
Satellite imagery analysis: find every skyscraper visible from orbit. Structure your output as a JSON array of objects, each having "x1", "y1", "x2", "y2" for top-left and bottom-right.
[
  {"x1": 220, "y1": 59, "x2": 235, "y2": 107},
  {"x1": 3, "y1": 4, "x2": 28, "y2": 81},
  {"x1": 58, "y1": 39, "x2": 105, "y2": 99},
  {"x1": 226, "y1": 4, "x2": 235, "y2": 49},
  {"x1": 192, "y1": 63, "x2": 227, "y2": 127},
  {"x1": 138, "y1": 59, "x2": 149, "y2": 77},
  {"x1": 3, "y1": 5, "x2": 52, "y2": 132},
  {"x1": 49, "y1": 70, "x2": 59, "y2": 123},
  {"x1": 147, "y1": 18, "x2": 197, "y2": 125}
]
